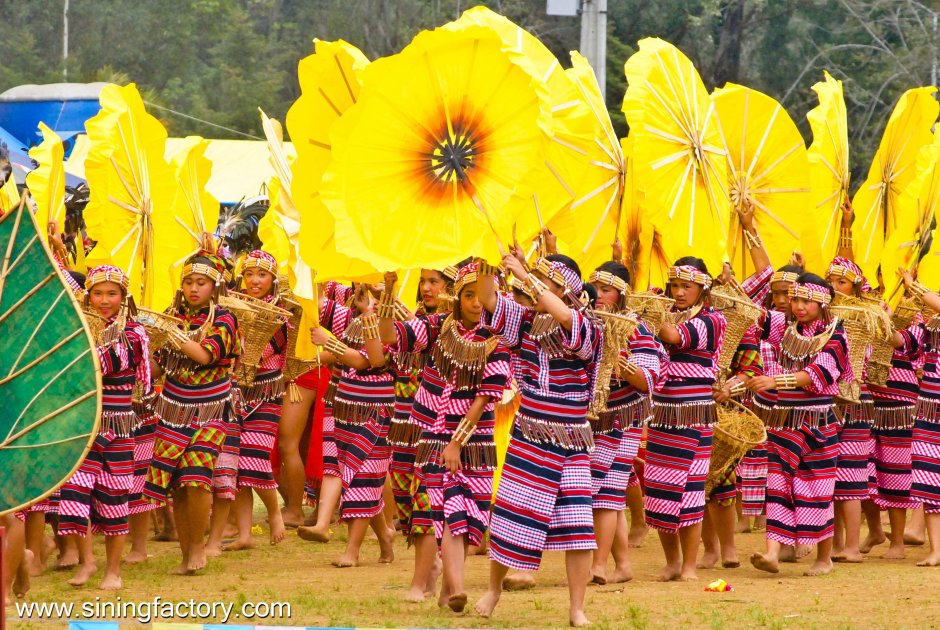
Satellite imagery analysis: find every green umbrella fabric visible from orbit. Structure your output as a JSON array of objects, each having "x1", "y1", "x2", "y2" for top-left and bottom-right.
[{"x1": 0, "y1": 196, "x2": 101, "y2": 515}]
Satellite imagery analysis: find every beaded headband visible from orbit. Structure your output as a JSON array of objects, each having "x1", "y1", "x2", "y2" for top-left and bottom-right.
[
  {"x1": 453, "y1": 262, "x2": 480, "y2": 296},
  {"x1": 771, "y1": 271, "x2": 800, "y2": 285},
  {"x1": 182, "y1": 262, "x2": 224, "y2": 285},
  {"x1": 589, "y1": 270, "x2": 629, "y2": 294},
  {"x1": 85, "y1": 265, "x2": 129, "y2": 292},
  {"x1": 242, "y1": 250, "x2": 278, "y2": 275},
  {"x1": 826, "y1": 256, "x2": 870, "y2": 292},
  {"x1": 668, "y1": 265, "x2": 712, "y2": 290},
  {"x1": 788, "y1": 282, "x2": 832, "y2": 306},
  {"x1": 533, "y1": 257, "x2": 583, "y2": 295},
  {"x1": 442, "y1": 265, "x2": 460, "y2": 282}
]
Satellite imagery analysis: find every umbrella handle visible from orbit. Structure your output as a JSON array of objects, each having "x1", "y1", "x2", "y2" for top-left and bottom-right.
[{"x1": 470, "y1": 193, "x2": 506, "y2": 257}]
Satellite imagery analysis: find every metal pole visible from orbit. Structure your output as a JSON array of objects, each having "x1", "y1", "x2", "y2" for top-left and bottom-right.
[
  {"x1": 63, "y1": 0, "x2": 69, "y2": 81},
  {"x1": 579, "y1": 0, "x2": 607, "y2": 99}
]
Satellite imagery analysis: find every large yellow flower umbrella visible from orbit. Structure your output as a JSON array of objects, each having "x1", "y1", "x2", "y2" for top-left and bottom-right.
[
  {"x1": 442, "y1": 7, "x2": 595, "y2": 250},
  {"x1": 321, "y1": 23, "x2": 553, "y2": 270},
  {"x1": 622, "y1": 38, "x2": 729, "y2": 276},
  {"x1": 284, "y1": 41, "x2": 380, "y2": 283},
  {"x1": 851, "y1": 86, "x2": 938, "y2": 280},
  {"x1": 26, "y1": 123, "x2": 66, "y2": 235},
  {"x1": 167, "y1": 136, "x2": 219, "y2": 282},
  {"x1": 882, "y1": 135, "x2": 940, "y2": 301},
  {"x1": 83, "y1": 83, "x2": 181, "y2": 309},
  {"x1": 712, "y1": 83, "x2": 811, "y2": 278},
  {"x1": 806, "y1": 71, "x2": 849, "y2": 272}
]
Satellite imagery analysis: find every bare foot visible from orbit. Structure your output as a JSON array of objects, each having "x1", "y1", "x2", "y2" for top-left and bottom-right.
[
  {"x1": 448, "y1": 592, "x2": 468, "y2": 613},
  {"x1": 332, "y1": 552, "x2": 359, "y2": 568},
  {"x1": 589, "y1": 566, "x2": 607, "y2": 585},
  {"x1": 796, "y1": 544, "x2": 815, "y2": 559},
  {"x1": 606, "y1": 565, "x2": 634, "y2": 583},
  {"x1": 13, "y1": 550, "x2": 32, "y2": 598},
  {"x1": 27, "y1": 545, "x2": 46, "y2": 577},
  {"x1": 222, "y1": 523, "x2": 239, "y2": 538},
  {"x1": 570, "y1": 610, "x2": 591, "y2": 627},
  {"x1": 502, "y1": 572, "x2": 536, "y2": 590},
  {"x1": 223, "y1": 539, "x2": 257, "y2": 552},
  {"x1": 917, "y1": 554, "x2": 940, "y2": 567},
  {"x1": 832, "y1": 552, "x2": 864, "y2": 563},
  {"x1": 425, "y1": 558, "x2": 442, "y2": 597},
  {"x1": 658, "y1": 563, "x2": 681, "y2": 582},
  {"x1": 282, "y1": 509, "x2": 304, "y2": 529},
  {"x1": 470, "y1": 541, "x2": 489, "y2": 555},
  {"x1": 56, "y1": 548, "x2": 79, "y2": 571},
  {"x1": 904, "y1": 531, "x2": 925, "y2": 546},
  {"x1": 438, "y1": 584, "x2": 452, "y2": 609},
  {"x1": 679, "y1": 568, "x2": 698, "y2": 581},
  {"x1": 269, "y1": 511, "x2": 286, "y2": 545},
  {"x1": 735, "y1": 519, "x2": 751, "y2": 534},
  {"x1": 123, "y1": 551, "x2": 150, "y2": 565},
  {"x1": 754, "y1": 516, "x2": 766, "y2": 531},
  {"x1": 804, "y1": 559, "x2": 833, "y2": 576},
  {"x1": 99, "y1": 573, "x2": 122, "y2": 590},
  {"x1": 860, "y1": 532, "x2": 886, "y2": 554},
  {"x1": 303, "y1": 508, "x2": 318, "y2": 527},
  {"x1": 204, "y1": 544, "x2": 222, "y2": 558},
  {"x1": 779, "y1": 546, "x2": 796, "y2": 563},
  {"x1": 297, "y1": 525, "x2": 330, "y2": 543},
  {"x1": 377, "y1": 526, "x2": 395, "y2": 564},
  {"x1": 883, "y1": 546, "x2": 905, "y2": 560},
  {"x1": 404, "y1": 585, "x2": 426, "y2": 603},
  {"x1": 628, "y1": 524, "x2": 648, "y2": 548},
  {"x1": 750, "y1": 552, "x2": 779, "y2": 574},
  {"x1": 67, "y1": 563, "x2": 97, "y2": 587},
  {"x1": 474, "y1": 589, "x2": 501, "y2": 618},
  {"x1": 722, "y1": 557, "x2": 741, "y2": 569},
  {"x1": 186, "y1": 547, "x2": 208, "y2": 573},
  {"x1": 697, "y1": 551, "x2": 718, "y2": 570}
]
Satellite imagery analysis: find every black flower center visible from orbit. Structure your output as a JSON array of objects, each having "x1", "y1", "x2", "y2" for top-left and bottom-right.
[{"x1": 429, "y1": 127, "x2": 476, "y2": 184}]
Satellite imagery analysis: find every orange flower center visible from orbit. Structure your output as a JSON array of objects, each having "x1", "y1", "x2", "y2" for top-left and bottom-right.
[{"x1": 428, "y1": 124, "x2": 476, "y2": 184}]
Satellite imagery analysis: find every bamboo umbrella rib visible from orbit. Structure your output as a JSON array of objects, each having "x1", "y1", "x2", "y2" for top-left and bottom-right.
[
  {"x1": 552, "y1": 99, "x2": 582, "y2": 114},
  {"x1": 0, "y1": 274, "x2": 56, "y2": 326},
  {"x1": 318, "y1": 86, "x2": 344, "y2": 118},
  {"x1": 646, "y1": 126, "x2": 693, "y2": 147},
  {"x1": 581, "y1": 180, "x2": 622, "y2": 253},
  {"x1": 643, "y1": 78, "x2": 695, "y2": 141},
  {"x1": 3, "y1": 432, "x2": 93, "y2": 450},
  {"x1": 551, "y1": 136, "x2": 589, "y2": 156},
  {"x1": 668, "y1": 159, "x2": 695, "y2": 221},
  {"x1": 0, "y1": 390, "x2": 97, "y2": 448},
  {"x1": 9, "y1": 289, "x2": 66, "y2": 375},
  {"x1": 590, "y1": 159, "x2": 621, "y2": 173},
  {"x1": 1, "y1": 328, "x2": 84, "y2": 384},
  {"x1": 545, "y1": 161, "x2": 576, "y2": 197},
  {"x1": 749, "y1": 198, "x2": 801, "y2": 237},
  {"x1": 592, "y1": 137, "x2": 620, "y2": 167},
  {"x1": 573, "y1": 78, "x2": 620, "y2": 153},
  {"x1": 571, "y1": 174, "x2": 619, "y2": 209},
  {"x1": 5, "y1": 349, "x2": 92, "y2": 441},
  {"x1": 745, "y1": 104, "x2": 782, "y2": 181},
  {"x1": 6, "y1": 233, "x2": 39, "y2": 278}
]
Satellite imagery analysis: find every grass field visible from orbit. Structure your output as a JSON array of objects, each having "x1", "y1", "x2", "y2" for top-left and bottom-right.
[{"x1": 8, "y1": 510, "x2": 940, "y2": 630}]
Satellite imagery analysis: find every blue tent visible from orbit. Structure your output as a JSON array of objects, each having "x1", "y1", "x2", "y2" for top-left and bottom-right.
[{"x1": 0, "y1": 83, "x2": 105, "y2": 158}]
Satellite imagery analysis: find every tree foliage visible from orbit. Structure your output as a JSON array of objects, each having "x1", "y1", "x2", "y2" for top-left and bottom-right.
[{"x1": 0, "y1": 0, "x2": 936, "y2": 184}]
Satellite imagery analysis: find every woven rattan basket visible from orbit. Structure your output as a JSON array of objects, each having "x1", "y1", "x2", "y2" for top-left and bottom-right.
[
  {"x1": 135, "y1": 308, "x2": 184, "y2": 352},
  {"x1": 279, "y1": 298, "x2": 319, "y2": 384},
  {"x1": 624, "y1": 291, "x2": 675, "y2": 334},
  {"x1": 706, "y1": 400, "x2": 766, "y2": 495},
  {"x1": 710, "y1": 285, "x2": 763, "y2": 388},
  {"x1": 221, "y1": 294, "x2": 290, "y2": 383}
]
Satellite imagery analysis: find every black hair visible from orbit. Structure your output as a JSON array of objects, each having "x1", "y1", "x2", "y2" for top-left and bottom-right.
[
  {"x1": 68, "y1": 270, "x2": 86, "y2": 288},
  {"x1": 582, "y1": 282, "x2": 598, "y2": 309},
  {"x1": 546, "y1": 253, "x2": 581, "y2": 278},
  {"x1": 796, "y1": 272, "x2": 835, "y2": 300},
  {"x1": 777, "y1": 264, "x2": 803, "y2": 274},
  {"x1": 595, "y1": 260, "x2": 630, "y2": 287},
  {"x1": 672, "y1": 256, "x2": 709, "y2": 276}
]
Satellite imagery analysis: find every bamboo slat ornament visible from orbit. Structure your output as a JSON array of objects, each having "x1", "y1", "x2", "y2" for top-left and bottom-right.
[
  {"x1": 623, "y1": 291, "x2": 675, "y2": 334},
  {"x1": 431, "y1": 316, "x2": 499, "y2": 391},
  {"x1": 830, "y1": 293, "x2": 892, "y2": 403},
  {"x1": 588, "y1": 310, "x2": 639, "y2": 421},
  {"x1": 709, "y1": 284, "x2": 764, "y2": 388}
]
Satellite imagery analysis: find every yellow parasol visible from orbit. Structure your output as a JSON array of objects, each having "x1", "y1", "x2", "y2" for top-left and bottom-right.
[
  {"x1": 320, "y1": 23, "x2": 553, "y2": 270},
  {"x1": 443, "y1": 7, "x2": 595, "y2": 250},
  {"x1": 26, "y1": 123, "x2": 66, "y2": 235},
  {"x1": 257, "y1": 176, "x2": 291, "y2": 273},
  {"x1": 806, "y1": 71, "x2": 849, "y2": 272},
  {"x1": 622, "y1": 38, "x2": 729, "y2": 276},
  {"x1": 83, "y1": 83, "x2": 182, "y2": 309},
  {"x1": 284, "y1": 40, "x2": 380, "y2": 283},
  {"x1": 712, "y1": 83, "x2": 811, "y2": 278},
  {"x1": 883, "y1": 135, "x2": 940, "y2": 300},
  {"x1": 851, "y1": 86, "x2": 938, "y2": 281},
  {"x1": 0, "y1": 171, "x2": 20, "y2": 213},
  {"x1": 167, "y1": 136, "x2": 219, "y2": 280}
]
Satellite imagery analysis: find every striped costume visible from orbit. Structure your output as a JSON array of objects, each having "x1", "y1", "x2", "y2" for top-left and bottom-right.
[
  {"x1": 318, "y1": 298, "x2": 353, "y2": 482},
  {"x1": 327, "y1": 301, "x2": 396, "y2": 521},
  {"x1": 58, "y1": 320, "x2": 150, "y2": 537},
  {"x1": 645, "y1": 306, "x2": 726, "y2": 533},
  {"x1": 395, "y1": 312, "x2": 512, "y2": 545},
  {"x1": 758, "y1": 310, "x2": 851, "y2": 546},
  {"x1": 143, "y1": 306, "x2": 239, "y2": 504},
  {"x1": 912, "y1": 315, "x2": 940, "y2": 513},
  {"x1": 869, "y1": 319, "x2": 922, "y2": 510},
  {"x1": 709, "y1": 325, "x2": 763, "y2": 507},
  {"x1": 236, "y1": 296, "x2": 288, "y2": 490},
  {"x1": 590, "y1": 323, "x2": 661, "y2": 511},
  {"x1": 485, "y1": 294, "x2": 603, "y2": 571}
]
